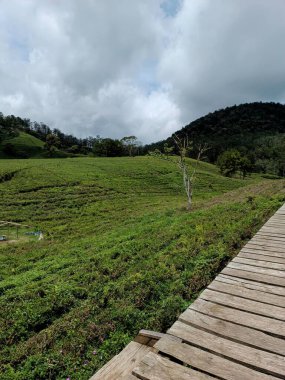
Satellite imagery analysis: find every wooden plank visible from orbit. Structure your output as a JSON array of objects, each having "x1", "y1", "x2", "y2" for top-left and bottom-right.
[
  {"x1": 238, "y1": 251, "x2": 285, "y2": 264},
  {"x1": 134, "y1": 330, "x2": 165, "y2": 346},
  {"x1": 244, "y1": 244, "x2": 285, "y2": 255},
  {"x1": 200, "y1": 288, "x2": 285, "y2": 320},
  {"x1": 260, "y1": 221, "x2": 284, "y2": 227},
  {"x1": 189, "y1": 298, "x2": 285, "y2": 337},
  {"x1": 179, "y1": 308, "x2": 285, "y2": 356},
  {"x1": 263, "y1": 223, "x2": 285, "y2": 228},
  {"x1": 168, "y1": 321, "x2": 285, "y2": 377},
  {"x1": 256, "y1": 236, "x2": 285, "y2": 241},
  {"x1": 252, "y1": 233, "x2": 285, "y2": 242},
  {"x1": 218, "y1": 274, "x2": 285, "y2": 296},
  {"x1": 222, "y1": 266, "x2": 285, "y2": 287},
  {"x1": 241, "y1": 246, "x2": 285, "y2": 258},
  {"x1": 257, "y1": 231, "x2": 285, "y2": 235},
  {"x1": 251, "y1": 236, "x2": 285, "y2": 246},
  {"x1": 155, "y1": 336, "x2": 277, "y2": 380},
  {"x1": 208, "y1": 278, "x2": 285, "y2": 307},
  {"x1": 247, "y1": 238, "x2": 285, "y2": 247},
  {"x1": 137, "y1": 330, "x2": 165, "y2": 341},
  {"x1": 260, "y1": 222, "x2": 285, "y2": 226},
  {"x1": 265, "y1": 218, "x2": 285, "y2": 225},
  {"x1": 261, "y1": 226, "x2": 285, "y2": 232},
  {"x1": 255, "y1": 234, "x2": 285, "y2": 242},
  {"x1": 246, "y1": 241, "x2": 285, "y2": 251},
  {"x1": 233, "y1": 256, "x2": 285, "y2": 271},
  {"x1": 228, "y1": 261, "x2": 285, "y2": 279},
  {"x1": 132, "y1": 351, "x2": 215, "y2": 380},
  {"x1": 90, "y1": 342, "x2": 152, "y2": 380}
]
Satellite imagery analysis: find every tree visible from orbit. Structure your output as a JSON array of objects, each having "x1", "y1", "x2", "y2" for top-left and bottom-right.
[
  {"x1": 44, "y1": 134, "x2": 60, "y2": 157},
  {"x1": 121, "y1": 136, "x2": 138, "y2": 156},
  {"x1": 93, "y1": 137, "x2": 124, "y2": 157},
  {"x1": 173, "y1": 135, "x2": 209, "y2": 210},
  {"x1": 163, "y1": 143, "x2": 174, "y2": 157},
  {"x1": 149, "y1": 136, "x2": 208, "y2": 210},
  {"x1": 217, "y1": 150, "x2": 252, "y2": 178},
  {"x1": 217, "y1": 150, "x2": 241, "y2": 177},
  {"x1": 239, "y1": 156, "x2": 252, "y2": 179}
]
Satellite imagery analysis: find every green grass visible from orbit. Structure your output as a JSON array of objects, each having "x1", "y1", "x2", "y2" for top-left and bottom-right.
[
  {"x1": 0, "y1": 157, "x2": 284, "y2": 380},
  {"x1": 0, "y1": 132, "x2": 44, "y2": 158}
]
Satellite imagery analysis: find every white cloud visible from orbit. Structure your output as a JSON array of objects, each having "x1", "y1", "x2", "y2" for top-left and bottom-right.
[
  {"x1": 0, "y1": 0, "x2": 285, "y2": 142},
  {"x1": 159, "y1": 0, "x2": 285, "y2": 123}
]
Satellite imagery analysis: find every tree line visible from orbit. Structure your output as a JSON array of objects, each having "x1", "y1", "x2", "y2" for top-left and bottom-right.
[
  {"x1": 0, "y1": 113, "x2": 141, "y2": 157},
  {"x1": 1, "y1": 103, "x2": 285, "y2": 176}
]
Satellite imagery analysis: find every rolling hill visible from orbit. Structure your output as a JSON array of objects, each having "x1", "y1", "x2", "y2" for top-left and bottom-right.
[
  {"x1": 145, "y1": 102, "x2": 285, "y2": 175},
  {"x1": 0, "y1": 156, "x2": 284, "y2": 379},
  {"x1": 0, "y1": 131, "x2": 45, "y2": 158},
  {"x1": 0, "y1": 131, "x2": 73, "y2": 159}
]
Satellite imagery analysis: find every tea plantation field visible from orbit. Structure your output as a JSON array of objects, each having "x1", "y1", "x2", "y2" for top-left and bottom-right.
[{"x1": 0, "y1": 157, "x2": 284, "y2": 379}]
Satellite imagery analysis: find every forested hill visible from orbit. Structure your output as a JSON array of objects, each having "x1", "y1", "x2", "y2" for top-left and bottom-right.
[
  {"x1": 0, "y1": 112, "x2": 94, "y2": 158},
  {"x1": 145, "y1": 102, "x2": 285, "y2": 172}
]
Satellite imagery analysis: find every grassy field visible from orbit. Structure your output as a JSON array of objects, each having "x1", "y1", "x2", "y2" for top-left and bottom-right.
[{"x1": 0, "y1": 157, "x2": 284, "y2": 380}]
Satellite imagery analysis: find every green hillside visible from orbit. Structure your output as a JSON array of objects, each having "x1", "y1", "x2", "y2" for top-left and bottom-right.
[
  {"x1": 145, "y1": 102, "x2": 285, "y2": 176},
  {"x1": 0, "y1": 132, "x2": 44, "y2": 158},
  {"x1": 0, "y1": 157, "x2": 284, "y2": 379}
]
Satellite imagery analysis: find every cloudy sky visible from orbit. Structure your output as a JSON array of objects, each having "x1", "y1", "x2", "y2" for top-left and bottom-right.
[{"x1": 0, "y1": 0, "x2": 285, "y2": 143}]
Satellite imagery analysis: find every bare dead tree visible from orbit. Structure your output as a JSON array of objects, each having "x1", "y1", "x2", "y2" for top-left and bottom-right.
[{"x1": 173, "y1": 134, "x2": 209, "y2": 210}]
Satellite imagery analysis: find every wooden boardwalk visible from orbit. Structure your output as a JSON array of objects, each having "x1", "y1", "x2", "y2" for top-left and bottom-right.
[{"x1": 91, "y1": 204, "x2": 285, "y2": 380}]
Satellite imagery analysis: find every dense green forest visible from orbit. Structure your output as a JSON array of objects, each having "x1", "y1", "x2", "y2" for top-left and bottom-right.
[{"x1": 145, "y1": 102, "x2": 285, "y2": 176}]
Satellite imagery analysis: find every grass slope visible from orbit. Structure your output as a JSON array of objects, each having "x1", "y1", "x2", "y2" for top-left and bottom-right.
[
  {"x1": 0, "y1": 157, "x2": 284, "y2": 379},
  {"x1": 0, "y1": 132, "x2": 45, "y2": 158}
]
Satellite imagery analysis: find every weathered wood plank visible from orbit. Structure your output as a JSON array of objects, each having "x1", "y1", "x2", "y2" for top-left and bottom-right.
[
  {"x1": 90, "y1": 342, "x2": 152, "y2": 380},
  {"x1": 123, "y1": 375, "x2": 138, "y2": 380},
  {"x1": 238, "y1": 251, "x2": 285, "y2": 264},
  {"x1": 251, "y1": 237, "x2": 285, "y2": 247},
  {"x1": 255, "y1": 234, "x2": 285, "y2": 243},
  {"x1": 262, "y1": 224, "x2": 285, "y2": 229},
  {"x1": 168, "y1": 321, "x2": 285, "y2": 376},
  {"x1": 155, "y1": 336, "x2": 277, "y2": 380},
  {"x1": 260, "y1": 226, "x2": 285, "y2": 233},
  {"x1": 200, "y1": 288, "x2": 285, "y2": 320},
  {"x1": 222, "y1": 266, "x2": 285, "y2": 287},
  {"x1": 260, "y1": 221, "x2": 284, "y2": 227},
  {"x1": 245, "y1": 242, "x2": 285, "y2": 252},
  {"x1": 208, "y1": 278, "x2": 285, "y2": 307},
  {"x1": 217, "y1": 274, "x2": 285, "y2": 296},
  {"x1": 179, "y1": 308, "x2": 285, "y2": 356},
  {"x1": 228, "y1": 261, "x2": 285, "y2": 278},
  {"x1": 244, "y1": 245, "x2": 285, "y2": 255},
  {"x1": 241, "y1": 246, "x2": 285, "y2": 258},
  {"x1": 246, "y1": 238, "x2": 285, "y2": 247},
  {"x1": 189, "y1": 298, "x2": 285, "y2": 337},
  {"x1": 251, "y1": 235, "x2": 284, "y2": 243},
  {"x1": 134, "y1": 330, "x2": 165, "y2": 346},
  {"x1": 233, "y1": 256, "x2": 285, "y2": 271},
  {"x1": 261, "y1": 230, "x2": 285, "y2": 235},
  {"x1": 132, "y1": 351, "x2": 215, "y2": 380}
]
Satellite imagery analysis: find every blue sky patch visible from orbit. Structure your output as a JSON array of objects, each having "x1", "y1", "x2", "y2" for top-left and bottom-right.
[{"x1": 161, "y1": 0, "x2": 182, "y2": 17}]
